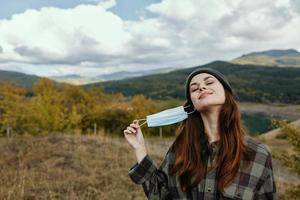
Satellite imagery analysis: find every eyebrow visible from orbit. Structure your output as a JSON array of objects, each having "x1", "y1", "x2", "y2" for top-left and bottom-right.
[{"x1": 190, "y1": 76, "x2": 214, "y2": 87}]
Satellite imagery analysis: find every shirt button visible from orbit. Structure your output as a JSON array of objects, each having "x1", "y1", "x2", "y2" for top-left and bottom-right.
[{"x1": 207, "y1": 186, "x2": 212, "y2": 192}]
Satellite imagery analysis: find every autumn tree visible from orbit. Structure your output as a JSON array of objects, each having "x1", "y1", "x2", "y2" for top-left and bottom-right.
[
  {"x1": 131, "y1": 94, "x2": 156, "y2": 119},
  {"x1": 79, "y1": 86, "x2": 113, "y2": 134},
  {"x1": 30, "y1": 78, "x2": 66, "y2": 134},
  {"x1": 0, "y1": 82, "x2": 27, "y2": 135}
]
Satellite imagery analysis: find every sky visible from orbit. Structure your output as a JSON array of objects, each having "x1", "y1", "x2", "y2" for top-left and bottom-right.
[{"x1": 0, "y1": 0, "x2": 299, "y2": 77}]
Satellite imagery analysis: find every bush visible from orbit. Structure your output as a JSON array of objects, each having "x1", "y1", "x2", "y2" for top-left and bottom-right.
[{"x1": 272, "y1": 119, "x2": 300, "y2": 199}]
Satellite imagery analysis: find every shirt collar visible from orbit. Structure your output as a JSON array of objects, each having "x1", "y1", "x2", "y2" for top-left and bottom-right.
[{"x1": 207, "y1": 140, "x2": 220, "y2": 157}]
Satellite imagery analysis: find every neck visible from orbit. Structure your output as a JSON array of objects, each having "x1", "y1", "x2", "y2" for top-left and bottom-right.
[{"x1": 200, "y1": 106, "x2": 221, "y2": 144}]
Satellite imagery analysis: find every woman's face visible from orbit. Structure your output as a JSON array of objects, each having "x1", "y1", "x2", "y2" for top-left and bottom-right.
[{"x1": 189, "y1": 73, "x2": 226, "y2": 111}]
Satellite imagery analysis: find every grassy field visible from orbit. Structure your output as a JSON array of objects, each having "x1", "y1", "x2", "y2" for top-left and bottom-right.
[
  {"x1": 0, "y1": 134, "x2": 145, "y2": 200},
  {"x1": 0, "y1": 132, "x2": 299, "y2": 200}
]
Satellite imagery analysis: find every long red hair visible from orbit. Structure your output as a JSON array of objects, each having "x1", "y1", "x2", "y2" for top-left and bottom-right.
[{"x1": 170, "y1": 88, "x2": 249, "y2": 192}]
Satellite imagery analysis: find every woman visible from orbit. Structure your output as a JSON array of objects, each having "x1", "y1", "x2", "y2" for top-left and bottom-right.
[{"x1": 124, "y1": 68, "x2": 277, "y2": 200}]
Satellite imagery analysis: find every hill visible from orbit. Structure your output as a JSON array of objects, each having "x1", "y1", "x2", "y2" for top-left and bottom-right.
[
  {"x1": 257, "y1": 118, "x2": 300, "y2": 196},
  {"x1": 258, "y1": 118, "x2": 300, "y2": 150},
  {"x1": 85, "y1": 61, "x2": 300, "y2": 104},
  {"x1": 0, "y1": 70, "x2": 41, "y2": 89},
  {"x1": 231, "y1": 49, "x2": 300, "y2": 67}
]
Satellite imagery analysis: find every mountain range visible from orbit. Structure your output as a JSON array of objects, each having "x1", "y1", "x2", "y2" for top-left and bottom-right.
[
  {"x1": 231, "y1": 48, "x2": 300, "y2": 67},
  {"x1": 0, "y1": 49, "x2": 300, "y2": 104},
  {"x1": 50, "y1": 67, "x2": 180, "y2": 85},
  {"x1": 86, "y1": 61, "x2": 300, "y2": 104},
  {"x1": 0, "y1": 70, "x2": 41, "y2": 90},
  {"x1": 43, "y1": 49, "x2": 300, "y2": 84}
]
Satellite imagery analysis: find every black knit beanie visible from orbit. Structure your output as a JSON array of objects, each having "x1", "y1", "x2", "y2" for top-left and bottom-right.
[{"x1": 185, "y1": 68, "x2": 238, "y2": 105}]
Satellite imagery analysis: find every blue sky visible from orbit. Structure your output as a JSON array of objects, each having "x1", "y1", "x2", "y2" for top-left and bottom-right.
[
  {"x1": 0, "y1": 0, "x2": 160, "y2": 20},
  {"x1": 0, "y1": 0, "x2": 95, "y2": 19},
  {"x1": 0, "y1": 0, "x2": 299, "y2": 78}
]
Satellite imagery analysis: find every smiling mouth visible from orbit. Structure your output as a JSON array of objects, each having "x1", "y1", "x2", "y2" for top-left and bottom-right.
[{"x1": 199, "y1": 93, "x2": 212, "y2": 99}]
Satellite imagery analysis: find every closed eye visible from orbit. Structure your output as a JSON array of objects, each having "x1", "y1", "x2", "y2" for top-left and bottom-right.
[{"x1": 190, "y1": 85, "x2": 198, "y2": 92}]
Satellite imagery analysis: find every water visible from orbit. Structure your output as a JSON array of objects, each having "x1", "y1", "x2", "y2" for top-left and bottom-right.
[{"x1": 242, "y1": 113, "x2": 283, "y2": 136}]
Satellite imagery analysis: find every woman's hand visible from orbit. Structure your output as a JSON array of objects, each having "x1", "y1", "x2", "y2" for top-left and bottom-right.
[
  {"x1": 124, "y1": 120, "x2": 145, "y2": 150},
  {"x1": 124, "y1": 120, "x2": 147, "y2": 163}
]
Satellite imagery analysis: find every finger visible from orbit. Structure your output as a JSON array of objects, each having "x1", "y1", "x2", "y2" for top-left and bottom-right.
[
  {"x1": 127, "y1": 126, "x2": 137, "y2": 133},
  {"x1": 124, "y1": 128, "x2": 136, "y2": 134},
  {"x1": 130, "y1": 123, "x2": 140, "y2": 129},
  {"x1": 124, "y1": 130, "x2": 131, "y2": 135}
]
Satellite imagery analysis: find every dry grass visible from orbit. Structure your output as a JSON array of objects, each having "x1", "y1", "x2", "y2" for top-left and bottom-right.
[
  {"x1": 0, "y1": 134, "x2": 298, "y2": 199},
  {"x1": 0, "y1": 134, "x2": 164, "y2": 200}
]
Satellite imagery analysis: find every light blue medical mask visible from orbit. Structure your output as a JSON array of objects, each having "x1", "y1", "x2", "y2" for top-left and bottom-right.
[{"x1": 136, "y1": 105, "x2": 195, "y2": 127}]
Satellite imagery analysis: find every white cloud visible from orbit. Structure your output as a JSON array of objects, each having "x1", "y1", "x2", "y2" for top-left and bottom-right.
[
  {"x1": 145, "y1": 0, "x2": 300, "y2": 58},
  {"x1": 0, "y1": 0, "x2": 299, "y2": 77},
  {"x1": 147, "y1": 0, "x2": 232, "y2": 22},
  {"x1": 97, "y1": 0, "x2": 116, "y2": 9},
  {"x1": 0, "y1": 2, "x2": 130, "y2": 65},
  {"x1": 290, "y1": 0, "x2": 300, "y2": 14}
]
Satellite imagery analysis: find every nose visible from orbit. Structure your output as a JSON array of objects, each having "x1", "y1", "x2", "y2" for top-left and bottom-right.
[{"x1": 199, "y1": 86, "x2": 207, "y2": 91}]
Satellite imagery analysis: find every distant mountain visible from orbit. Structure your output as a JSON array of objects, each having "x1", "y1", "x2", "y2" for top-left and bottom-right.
[
  {"x1": 51, "y1": 74, "x2": 82, "y2": 80},
  {"x1": 85, "y1": 61, "x2": 300, "y2": 104},
  {"x1": 49, "y1": 74, "x2": 88, "y2": 85},
  {"x1": 48, "y1": 67, "x2": 179, "y2": 85},
  {"x1": 92, "y1": 67, "x2": 178, "y2": 81},
  {"x1": 231, "y1": 49, "x2": 300, "y2": 67},
  {"x1": 0, "y1": 70, "x2": 41, "y2": 90}
]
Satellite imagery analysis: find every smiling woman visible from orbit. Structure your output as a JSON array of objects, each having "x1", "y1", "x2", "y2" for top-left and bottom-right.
[{"x1": 124, "y1": 67, "x2": 277, "y2": 199}]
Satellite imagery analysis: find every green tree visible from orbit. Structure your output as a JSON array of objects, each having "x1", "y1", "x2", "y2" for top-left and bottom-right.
[{"x1": 100, "y1": 106, "x2": 133, "y2": 136}]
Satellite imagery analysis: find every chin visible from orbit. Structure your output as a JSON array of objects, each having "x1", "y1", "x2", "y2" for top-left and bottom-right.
[{"x1": 195, "y1": 101, "x2": 224, "y2": 111}]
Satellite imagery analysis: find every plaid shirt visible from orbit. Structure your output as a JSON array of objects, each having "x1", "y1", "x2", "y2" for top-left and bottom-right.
[{"x1": 128, "y1": 136, "x2": 277, "y2": 200}]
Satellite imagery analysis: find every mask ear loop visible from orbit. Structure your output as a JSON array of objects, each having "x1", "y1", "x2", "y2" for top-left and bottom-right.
[
  {"x1": 135, "y1": 118, "x2": 147, "y2": 127},
  {"x1": 184, "y1": 104, "x2": 196, "y2": 115},
  {"x1": 187, "y1": 109, "x2": 196, "y2": 114}
]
